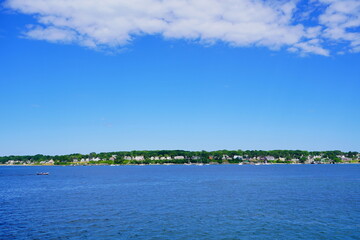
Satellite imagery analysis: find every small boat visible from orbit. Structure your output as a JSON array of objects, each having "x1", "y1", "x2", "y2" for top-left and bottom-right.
[{"x1": 36, "y1": 172, "x2": 49, "y2": 175}]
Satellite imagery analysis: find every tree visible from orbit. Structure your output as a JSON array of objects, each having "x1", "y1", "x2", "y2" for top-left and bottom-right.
[{"x1": 299, "y1": 157, "x2": 307, "y2": 164}]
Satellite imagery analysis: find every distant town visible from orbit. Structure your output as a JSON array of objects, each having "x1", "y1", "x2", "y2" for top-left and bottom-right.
[{"x1": 1, "y1": 150, "x2": 359, "y2": 166}]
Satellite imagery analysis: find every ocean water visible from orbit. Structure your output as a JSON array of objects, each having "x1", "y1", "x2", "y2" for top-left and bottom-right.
[{"x1": 0, "y1": 164, "x2": 359, "y2": 240}]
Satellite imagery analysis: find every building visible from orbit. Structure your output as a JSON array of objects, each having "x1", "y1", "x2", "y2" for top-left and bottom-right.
[
  {"x1": 340, "y1": 156, "x2": 352, "y2": 162},
  {"x1": 133, "y1": 156, "x2": 145, "y2": 161},
  {"x1": 308, "y1": 155, "x2": 322, "y2": 160},
  {"x1": 222, "y1": 155, "x2": 232, "y2": 160}
]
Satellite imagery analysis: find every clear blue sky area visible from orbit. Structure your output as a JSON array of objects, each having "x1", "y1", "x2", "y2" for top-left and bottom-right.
[{"x1": 1, "y1": 2, "x2": 360, "y2": 155}]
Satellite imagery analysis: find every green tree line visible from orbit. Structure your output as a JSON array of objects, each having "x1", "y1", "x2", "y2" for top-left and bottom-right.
[{"x1": 0, "y1": 150, "x2": 358, "y2": 164}]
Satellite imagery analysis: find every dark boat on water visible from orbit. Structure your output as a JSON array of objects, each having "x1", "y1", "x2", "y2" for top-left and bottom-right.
[{"x1": 36, "y1": 172, "x2": 49, "y2": 175}]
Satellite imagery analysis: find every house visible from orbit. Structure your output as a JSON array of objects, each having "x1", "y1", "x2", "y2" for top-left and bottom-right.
[
  {"x1": 123, "y1": 156, "x2": 132, "y2": 160},
  {"x1": 265, "y1": 156, "x2": 275, "y2": 161},
  {"x1": 134, "y1": 156, "x2": 144, "y2": 161},
  {"x1": 233, "y1": 155, "x2": 243, "y2": 160},
  {"x1": 222, "y1": 155, "x2": 232, "y2": 160},
  {"x1": 174, "y1": 156, "x2": 185, "y2": 160},
  {"x1": 308, "y1": 155, "x2": 322, "y2": 160},
  {"x1": 290, "y1": 159, "x2": 299, "y2": 163},
  {"x1": 340, "y1": 156, "x2": 352, "y2": 162}
]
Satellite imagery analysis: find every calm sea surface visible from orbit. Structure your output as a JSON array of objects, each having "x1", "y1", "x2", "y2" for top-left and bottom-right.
[{"x1": 0, "y1": 164, "x2": 359, "y2": 239}]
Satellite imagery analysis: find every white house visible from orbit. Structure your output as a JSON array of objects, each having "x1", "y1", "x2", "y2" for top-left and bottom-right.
[
  {"x1": 222, "y1": 155, "x2": 232, "y2": 160},
  {"x1": 340, "y1": 156, "x2": 352, "y2": 162},
  {"x1": 265, "y1": 156, "x2": 275, "y2": 161},
  {"x1": 134, "y1": 156, "x2": 145, "y2": 161}
]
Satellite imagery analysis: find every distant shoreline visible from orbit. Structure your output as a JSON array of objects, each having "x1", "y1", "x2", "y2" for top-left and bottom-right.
[
  {"x1": 2, "y1": 150, "x2": 359, "y2": 166},
  {"x1": 1, "y1": 162, "x2": 359, "y2": 167}
]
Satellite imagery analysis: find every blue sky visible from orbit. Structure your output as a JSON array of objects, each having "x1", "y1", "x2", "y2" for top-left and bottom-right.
[{"x1": 1, "y1": 0, "x2": 360, "y2": 155}]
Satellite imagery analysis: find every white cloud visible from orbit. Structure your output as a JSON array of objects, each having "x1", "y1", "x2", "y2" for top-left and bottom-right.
[
  {"x1": 25, "y1": 26, "x2": 78, "y2": 43},
  {"x1": 318, "y1": 0, "x2": 360, "y2": 51},
  {"x1": 4, "y1": 0, "x2": 360, "y2": 55}
]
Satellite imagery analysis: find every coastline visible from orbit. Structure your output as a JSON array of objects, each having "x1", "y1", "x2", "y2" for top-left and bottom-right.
[{"x1": 1, "y1": 162, "x2": 359, "y2": 167}]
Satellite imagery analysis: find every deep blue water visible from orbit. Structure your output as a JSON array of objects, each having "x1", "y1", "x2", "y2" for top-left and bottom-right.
[{"x1": 0, "y1": 164, "x2": 359, "y2": 240}]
